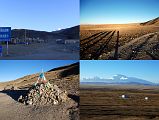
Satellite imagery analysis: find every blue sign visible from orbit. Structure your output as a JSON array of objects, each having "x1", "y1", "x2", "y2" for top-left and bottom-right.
[{"x1": 0, "y1": 27, "x2": 11, "y2": 41}]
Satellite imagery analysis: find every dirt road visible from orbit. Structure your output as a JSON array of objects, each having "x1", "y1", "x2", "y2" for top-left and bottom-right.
[
  {"x1": 0, "y1": 41, "x2": 79, "y2": 60},
  {"x1": 104, "y1": 32, "x2": 159, "y2": 60}
]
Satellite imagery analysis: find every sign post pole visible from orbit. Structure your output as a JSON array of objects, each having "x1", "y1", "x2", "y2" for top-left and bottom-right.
[
  {"x1": 0, "y1": 45, "x2": 2, "y2": 57},
  {"x1": 7, "y1": 41, "x2": 9, "y2": 56}
]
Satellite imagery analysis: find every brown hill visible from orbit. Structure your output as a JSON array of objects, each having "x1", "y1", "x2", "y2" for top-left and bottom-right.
[
  {"x1": 54, "y1": 26, "x2": 79, "y2": 39},
  {"x1": 140, "y1": 17, "x2": 159, "y2": 26},
  {"x1": 0, "y1": 62, "x2": 79, "y2": 95},
  {"x1": 0, "y1": 62, "x2": 79, "y2": 120},
  {"x1": 12, "y1": 25, "x2": 79, "y2": 41}
]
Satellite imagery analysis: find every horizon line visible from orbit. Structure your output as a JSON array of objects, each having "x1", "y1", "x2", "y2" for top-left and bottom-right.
[
  {"x1": 80, "y1": 23, "x2": 140, "y2": 25},
  {"x1": 80, "y1": 16, "x2": 159, "y2": 25},
  {"x1": 1, "y1": 24, "x2": 79, "y2": 32}
]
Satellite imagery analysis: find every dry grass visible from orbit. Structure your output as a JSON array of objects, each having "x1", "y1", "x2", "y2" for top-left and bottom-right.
[
  {"x1": 80, "y1": 24, "x2": 159, "y2": 60},
  {"x1": 80, "y1": 85, "x2": 159, "y2": 120}
]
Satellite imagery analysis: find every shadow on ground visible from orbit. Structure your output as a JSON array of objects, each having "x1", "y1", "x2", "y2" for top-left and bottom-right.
[
  {"x1": 0, "y1": 90, "x2": 28, "y2": 101},
  {"x1": 68, "y1": 94, "x2": 79, "y2": 107},
  {"x1": 0, "y1": 90, "x2": 79, "y2": 105}
]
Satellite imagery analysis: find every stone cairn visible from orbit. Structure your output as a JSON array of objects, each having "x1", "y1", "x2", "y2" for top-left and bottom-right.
[{"x1": 18, "y1": 70, "x2": 69, "y2": 106}]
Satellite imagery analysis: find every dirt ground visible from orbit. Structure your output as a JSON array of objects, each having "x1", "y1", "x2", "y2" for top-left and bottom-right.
[
  {"x1": 80, "y1": 85, "x2": 159, "y2": 120},
  {"x1": 0, "y1": 63, "x2": 79, "y2": 120},
  {"x1": 0, "y1": 91, "x2": 78, "y2": 120},
  {"x1": 0, "y1": 40, "x2": 79, "y2": 60},
  {"x1": 80, "y1": 24, "x2": 159, "y2": 60}
]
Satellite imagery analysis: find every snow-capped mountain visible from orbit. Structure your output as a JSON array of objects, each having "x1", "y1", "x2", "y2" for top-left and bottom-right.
[{"x1": 81, "y1": 74, "x2": 156, "y2": 85}]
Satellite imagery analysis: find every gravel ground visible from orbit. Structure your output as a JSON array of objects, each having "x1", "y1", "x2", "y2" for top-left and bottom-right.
[{"x1": 0, "y1": 91, "x2": 79, "y2": 120}]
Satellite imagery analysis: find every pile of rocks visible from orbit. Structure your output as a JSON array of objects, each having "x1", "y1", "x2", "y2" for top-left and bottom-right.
[{"x1": 18, "y1": 82, "x2": 69, "y2": 106}]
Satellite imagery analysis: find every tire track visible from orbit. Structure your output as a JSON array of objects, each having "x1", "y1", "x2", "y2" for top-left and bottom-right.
[
  {"x1": 127, "y1": 34, "x2": 155, "y2": 60},
  {"x1": 146, "y1": 51, "x2": 159, "y2": 60}
]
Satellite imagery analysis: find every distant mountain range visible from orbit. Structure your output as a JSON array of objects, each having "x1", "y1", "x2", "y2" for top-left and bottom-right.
[
  {"x1": 11, "y1": 25, "x2": 79, "y2": 40},
  {"x1": 81, "y1": 74, "x2": 158, "y2": 86},
  {"x1": 140, "y1": 17, "x2": 159, "y2": 26}
]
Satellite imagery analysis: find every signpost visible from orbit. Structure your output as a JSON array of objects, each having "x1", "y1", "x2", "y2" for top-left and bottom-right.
[
  {"x1": 0, "y1": 45, "x2": 2, "y2": 56},
  {"x1": 0, "y1": 27, "x2": 11, "y2": 56}
]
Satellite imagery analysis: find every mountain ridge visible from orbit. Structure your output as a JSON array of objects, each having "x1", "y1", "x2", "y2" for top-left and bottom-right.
[
  {"x1": 81, "y1": 74, "x2": 157, "y2": 86},
  {"x1": 140, "y1": 17, "x2": 159, "y2": 26},
  {"x1": 11, "y1": 25, "x2": 79, "y2": 40},
  {"x1": 0, "y1": 62, "x2": 79, "y2": 91}
]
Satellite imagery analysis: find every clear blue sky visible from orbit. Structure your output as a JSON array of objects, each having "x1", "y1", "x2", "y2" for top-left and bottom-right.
[
  {"x1": 0, "y1": 60, "x2": 78, "y2": 82},
  {"x1": 0, "y1": 0, "x2": 79, "y2": 31},
  {"x1": 80, "y1": 60, "x2": 159, "y2": 83},
  {"x1": 80, "y1": 0, "x2": 159, "y2": 24}
]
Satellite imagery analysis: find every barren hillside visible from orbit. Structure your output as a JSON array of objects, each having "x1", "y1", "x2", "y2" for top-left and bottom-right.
[
  {"x1": 0, "y1": 62, "x2": 79, "y2": 120},
  {"x1": 140, "y1": 17, "x2": 159, "y2": 26},
  {"x1": 0, "y1": 62, "x2": 79, "y2": 95}
]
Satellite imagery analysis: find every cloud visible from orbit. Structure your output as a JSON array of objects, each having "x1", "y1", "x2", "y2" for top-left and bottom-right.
[
  {"x1": 108, "y1": 77, "x2": 114, "y2": 80},
  {"x1": 120, "y1": 77, "x2": 128, "y2": 80}
]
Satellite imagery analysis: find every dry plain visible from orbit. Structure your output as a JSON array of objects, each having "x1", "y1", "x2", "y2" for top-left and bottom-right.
[
  {"x1": 80, "y1": 84, "x2": 159, "y2": 120},
  {"x1": 80, "y1": 21, "x2": 159, "y2": 60}
]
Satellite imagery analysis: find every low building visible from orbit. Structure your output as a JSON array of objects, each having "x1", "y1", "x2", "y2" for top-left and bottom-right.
[
  {"x1": 56, "y1": 39, "x2": 79, "y2": 44},
  {"x1": 64, "y1": 39, "x2": 79, "y2": 44},
  {"x1": 56, "y1": 39, "x2": 65, "y2": 44}
]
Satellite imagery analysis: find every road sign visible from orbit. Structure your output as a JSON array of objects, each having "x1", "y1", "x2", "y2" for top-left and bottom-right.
[
  {"x1": 0, "y1": 27, "x2": 11, "y2": 41},
  {"x1": 0, "y1": 27, "x2": 11, "y2": 56}
]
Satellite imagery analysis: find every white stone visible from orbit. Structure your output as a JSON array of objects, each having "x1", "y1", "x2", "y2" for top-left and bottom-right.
[{"x1": 145, "y1": 97, "x2": 148, "y2": 100}]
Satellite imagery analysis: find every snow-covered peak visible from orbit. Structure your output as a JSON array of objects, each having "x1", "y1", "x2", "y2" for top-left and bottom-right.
[
  {"x1": 81, "y1": 74, "x2": 155, "y2": 86},
  {"x1": 120, "y1": 76, "x2": 128, "y2": 80},
  {"x1": 113, "y1": 74, "x2": 128, "y2": 80}
]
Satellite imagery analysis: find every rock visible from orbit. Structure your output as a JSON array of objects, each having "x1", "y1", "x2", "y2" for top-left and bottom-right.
[
  {"x1": 18, "y1": 82, "x2": 69, "y2": 106},
  {"x1": 18, "y1": 95, "x2": 24, "y2": 103}
]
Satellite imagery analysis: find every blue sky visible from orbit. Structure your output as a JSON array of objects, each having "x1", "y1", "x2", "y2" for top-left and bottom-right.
[
  {"x1": 0, "y1": 60, "x2": 78, "y2": 82},
  {"x1": 80, "y1": 60, "x2": 159, "y2": 83},
  {"x1": 80, "y1": 0, "x2": 159, "y2": 24},
  {"x1": 0, "y1": 0, "x2": 79, "y2": 31}
]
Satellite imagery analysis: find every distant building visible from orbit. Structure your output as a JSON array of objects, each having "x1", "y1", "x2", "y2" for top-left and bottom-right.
[
  {"x1": 56, "y1": 39, "x2": 65, "y2": 44},
  {"x1": 64, "y1": 39, "x2": 79, "y2": 44},
  {"x1": 11, "y1": 37, "x2": 45, "y2": 44},
  {"x1": 56, "y1": 39, "x2": 79, "y2": 44}
]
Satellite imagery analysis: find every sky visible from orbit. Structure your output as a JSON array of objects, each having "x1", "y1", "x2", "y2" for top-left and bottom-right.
[
  {"x1": 80, "y1": 0, "x2": 159, "y2": 24},
  {"x1": 0, "y1": 60, "x2": 78, "y2": 82},
  {"x1": 80, "y1": 60, "x2": 159, "y2": 83},
  {"x1": 0, "y1": 0, "x2": 79, "y2": 32}
]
